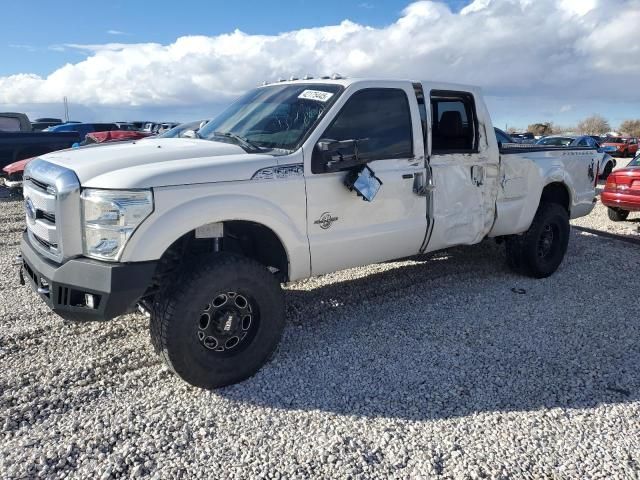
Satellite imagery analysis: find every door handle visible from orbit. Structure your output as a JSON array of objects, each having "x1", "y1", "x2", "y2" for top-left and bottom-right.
[
  {"x1": 413, "y1": 172, "x2": 434, "y2": 196},
  {"x1": 471, "y1": 165, "x2": 485, "y2": 186}
]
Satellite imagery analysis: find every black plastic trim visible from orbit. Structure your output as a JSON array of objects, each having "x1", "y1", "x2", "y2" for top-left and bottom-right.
[
  {"x1": 500, "y1": 146, "x2": 596, "y2": 155},
  {"x1": 20, "y1": 231, "x2": 157, "y2": 322}
]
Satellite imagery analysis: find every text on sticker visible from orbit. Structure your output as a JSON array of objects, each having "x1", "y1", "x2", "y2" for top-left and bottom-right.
[{"x1": 298, "y1": 90, "x2": 334, "y2": 102}]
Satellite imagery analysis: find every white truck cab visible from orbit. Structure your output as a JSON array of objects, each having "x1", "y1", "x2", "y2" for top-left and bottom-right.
[{"x1": 19, "y1": 77, "x2": 598, "y2": 388}]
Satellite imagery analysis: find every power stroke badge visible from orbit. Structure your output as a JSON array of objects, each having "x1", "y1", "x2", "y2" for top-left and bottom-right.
[{"x1": 314, "y1": 212, "x2": 339, "y2": 229}]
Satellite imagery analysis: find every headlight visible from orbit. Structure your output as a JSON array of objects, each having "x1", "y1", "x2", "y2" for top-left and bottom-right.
[{"x1": 81, "y1": 189, "x2": 153, "y2": 261}]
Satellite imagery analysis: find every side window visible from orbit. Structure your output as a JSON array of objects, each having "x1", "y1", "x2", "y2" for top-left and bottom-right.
[
  {"x1": 430, "y1": 91, "x2": 478, "y2": 154},
  {"x1": 321, "y1": 88, "x2": 413, "y2": 163},
  {"x1": 577, "y1": 138, "x2": 588, "y2": 147}
]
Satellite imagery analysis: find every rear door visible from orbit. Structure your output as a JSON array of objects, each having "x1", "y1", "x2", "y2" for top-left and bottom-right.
[
  {"x1": 423, "y1": 88, "x2": 500, "y2": 251},
  {"x1": 304, "y1": 83, "x2": 428, "y2": 276}
]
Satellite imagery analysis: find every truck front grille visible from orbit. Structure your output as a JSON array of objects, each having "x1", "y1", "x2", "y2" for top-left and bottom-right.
[
  {"x1": 23, "y1": 159, "x2": 82, "y2": 263},
  {"x1": 24, "y1": 177, "x2": 60, "y2": 258}
]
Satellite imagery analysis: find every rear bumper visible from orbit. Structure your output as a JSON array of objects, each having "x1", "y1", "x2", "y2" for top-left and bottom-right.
[
  {"x1": 20, "y1": 231, "x2": 157, "y2": 321},
  {"x1": 601, "y1": 191, "x2": 640, "y2": 211}
]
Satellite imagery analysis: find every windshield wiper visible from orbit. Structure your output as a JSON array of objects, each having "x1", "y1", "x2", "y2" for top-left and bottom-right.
[{"x1": 212, "y1": 131, "x2": 262, "y2": 152}]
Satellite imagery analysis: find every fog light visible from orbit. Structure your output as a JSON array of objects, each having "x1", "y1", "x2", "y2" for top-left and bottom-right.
[{"x1": 85, "y1": 294, "x2": 96, "y2": 309}]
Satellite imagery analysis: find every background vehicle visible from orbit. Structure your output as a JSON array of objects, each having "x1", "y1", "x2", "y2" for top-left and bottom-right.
[
  {"x1": 0, "y1": 112, "x2": 32, "y2": 132},
  {"x1": 494, "y1": 127, "x2": 515, "y2": 145},
  {"x1": 31, "y1": 118, "x2": 65, "y2": 131},
  {"x1": 536, "y1": 135, "x2": 616, "y2": 177},
  {"x1": 113, "y1": 122, "x2": 140, "y2": 131},
  {"x1": 82, "y1": 130, "x2": 154, "y2": 145},
  {"x1": 601, "y1": 137, "x2": 638, "y2": 158},
  {"x1": 44, "y1": 122, "x2": 120, "y2": 141},
  {"x1": 19, "y1": 78, "x2": 598, "y2": 390},
  {"x1": 159, "y1": 120, "x2": 210, "y2": 138},
  {"x1": 2, "y1": 156, "x2": 32, "y2": 189},
  {"x1": 601, "y1": 154, "x2": 640, "y2": 221},
  {"x1": 510, "y1": 132, "x2": 536, "y2": 144},
  {"x1": 1, "y1": 131, "x2": 155, "y2": 189},
  {"x1": 0, "y1": 131, "x2": 80, "y2": 171}
]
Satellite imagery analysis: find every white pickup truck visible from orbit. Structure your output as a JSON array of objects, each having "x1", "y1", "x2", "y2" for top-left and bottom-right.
[{"x1": 19, "y1": 78, "x2": 599, "y2": 389}]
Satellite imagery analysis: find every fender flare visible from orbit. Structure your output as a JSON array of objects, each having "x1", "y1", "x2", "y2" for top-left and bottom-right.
[{"x1": 121, "y1": 193, "x2": 311, "y2": 280}]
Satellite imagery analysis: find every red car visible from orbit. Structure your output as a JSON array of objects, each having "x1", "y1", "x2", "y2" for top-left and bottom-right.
[
  {"x1": 82, "y1": 130, "x2": 153, "y2": 144},
  {"x1": 601, "y1": 137, "x2": 639, "y2": 158},
  {"x1": 1, "y1": 156, "x2": 31, "y2": 189},
  {"x1": 601, "y1": 155, "x2": 640, "y2": 221}
]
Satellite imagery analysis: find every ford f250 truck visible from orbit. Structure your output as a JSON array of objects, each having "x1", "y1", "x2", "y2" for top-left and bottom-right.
[{"x1": 18, "y1": 78, "x2": 598, "y2": 389}]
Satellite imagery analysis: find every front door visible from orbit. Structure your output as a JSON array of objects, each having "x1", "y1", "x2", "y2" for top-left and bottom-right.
[{"x1": 304, "y1": 85, "x2": 428, "y2": 276}]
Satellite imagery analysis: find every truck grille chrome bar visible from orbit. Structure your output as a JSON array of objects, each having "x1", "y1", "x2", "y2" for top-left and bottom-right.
[{"x1": 23, "y1": 159, "x2": 82, "y2": 263}]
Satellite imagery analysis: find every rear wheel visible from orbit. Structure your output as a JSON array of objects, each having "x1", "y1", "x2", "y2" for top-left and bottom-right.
[
  {"x1": 600, "y1": 161, "x2": 613, "y2": 179},
  {"x1": 608, "y1": 207, "x2": 629, "y2": 222},
  {"x1": 150, "y1": 253, "x2": 285, "y2": 389},
  {"x1": 505, "y1": 202, "x2": 570, "y2": 278}
]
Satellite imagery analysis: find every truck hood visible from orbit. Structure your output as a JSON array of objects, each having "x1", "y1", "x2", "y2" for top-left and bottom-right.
[{"x1": 40, "y1": 138, "x2": 280, "y2": 188}]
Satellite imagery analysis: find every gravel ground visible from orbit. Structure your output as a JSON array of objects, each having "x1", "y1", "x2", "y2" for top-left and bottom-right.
[{"x1": 1, "y1": 186, "x2": 639, "y2": 479}]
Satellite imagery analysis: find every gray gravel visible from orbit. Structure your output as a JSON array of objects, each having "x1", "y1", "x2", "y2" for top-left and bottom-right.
[{"x1": 1, "y1": 187, "x2": 639, "y2": 479}]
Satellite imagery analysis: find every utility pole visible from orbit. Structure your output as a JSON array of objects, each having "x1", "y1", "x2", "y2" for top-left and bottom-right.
[{"x1": 63, "y1": 97, "x2": 69, "y2": 122}]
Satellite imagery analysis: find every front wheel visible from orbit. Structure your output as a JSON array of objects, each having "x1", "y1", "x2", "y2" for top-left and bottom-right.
[
  {"x1": 608, "y1": 207, "x2": 629, "y2": 222},
  {"x1": 150, "y1": 253, "x2": 285, "y2": 389},
  {"x1": 505, "y1": 202, "x2": 570, "y2": 278}
]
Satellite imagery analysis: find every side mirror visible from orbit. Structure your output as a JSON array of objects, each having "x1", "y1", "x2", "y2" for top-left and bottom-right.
[
  {"x1": 344, "y1": 165, "x2": 383, "y2": 202},
  {"x1": 312, "y1": 138, "x2": 369, "y2": 173}
]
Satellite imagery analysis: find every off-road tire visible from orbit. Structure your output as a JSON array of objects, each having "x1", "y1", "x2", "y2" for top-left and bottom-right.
[
  {"x1": 150, "y1": 253, "x2": 285, "y2": 389},
  {"x1": 608, "y1": 207, "x2": 629, "y2": 222},
  {"x1": 505, "y1": 202, "x2": 570, "y2": 278}
]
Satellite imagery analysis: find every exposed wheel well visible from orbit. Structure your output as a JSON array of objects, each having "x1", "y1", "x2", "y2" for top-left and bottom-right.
[
  {"x1": 149, "y1": 221, "x2": 290, "y2": 295},
  {"x1": 540, "y1": 182, "x2": 570, "y2": 213}
]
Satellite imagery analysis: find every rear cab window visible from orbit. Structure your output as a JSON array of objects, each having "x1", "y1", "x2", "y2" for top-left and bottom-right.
[
  {"x1": 430, "y1": 91, "x2": 478, "y2": 154},
  {"x1": 0, "y1": 117, "x2": 22, "y2": 132}
]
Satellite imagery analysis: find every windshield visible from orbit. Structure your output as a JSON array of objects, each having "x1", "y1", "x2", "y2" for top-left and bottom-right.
[
  {"x1": 536, "y1": 137, "x2": 573, "y2": 146},
  {"x1": 630, "y1": 155, "x2": 640, "y2": 167},
  {"x1": 198, "y1": 83, "x2": 343, "y2": 151}
]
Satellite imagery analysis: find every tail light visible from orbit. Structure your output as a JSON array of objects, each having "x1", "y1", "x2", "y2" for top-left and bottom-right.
[{"x1": 606, "y1": 174, "x2": 634, "y2": 191}]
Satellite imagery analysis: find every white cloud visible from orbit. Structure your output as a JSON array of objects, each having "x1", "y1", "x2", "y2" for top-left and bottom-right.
[
  {"x1": 107, "y1": 29, "x2": 128, "y2": 35},
  {"x1": 1, "y1": 0, "x2": 638, "y2": 117}
]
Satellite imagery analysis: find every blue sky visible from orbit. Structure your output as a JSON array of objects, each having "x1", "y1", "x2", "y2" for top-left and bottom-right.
[
  {"x1": 1, "y1": 0, "x2": 466, "y2": 77},
  {"x1": 1, "y1": 0, "x2": 638, "y2": 130}
]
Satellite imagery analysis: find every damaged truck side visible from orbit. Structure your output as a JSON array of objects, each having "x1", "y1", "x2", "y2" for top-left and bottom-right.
[{"x1": 19, "y1": 78, "x2": 598, "y2": 389}]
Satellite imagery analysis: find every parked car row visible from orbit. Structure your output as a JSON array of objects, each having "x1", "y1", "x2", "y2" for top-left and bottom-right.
[
  {"x1": 1, "y1": 113, "x2": 209, "y2": 190},
  {"x1": 495, "y1": 130, "x2": 617, "y2": 179}
]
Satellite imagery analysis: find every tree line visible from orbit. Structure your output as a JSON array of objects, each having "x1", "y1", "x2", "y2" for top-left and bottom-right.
[{"x1": 509, "y1": 117, "x2": 640, "y2": 137}]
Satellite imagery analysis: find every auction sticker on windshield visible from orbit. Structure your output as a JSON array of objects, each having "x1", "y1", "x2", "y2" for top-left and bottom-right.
[{"x1": 298, "y1": 90, "x2": 334, "y2": 102}]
